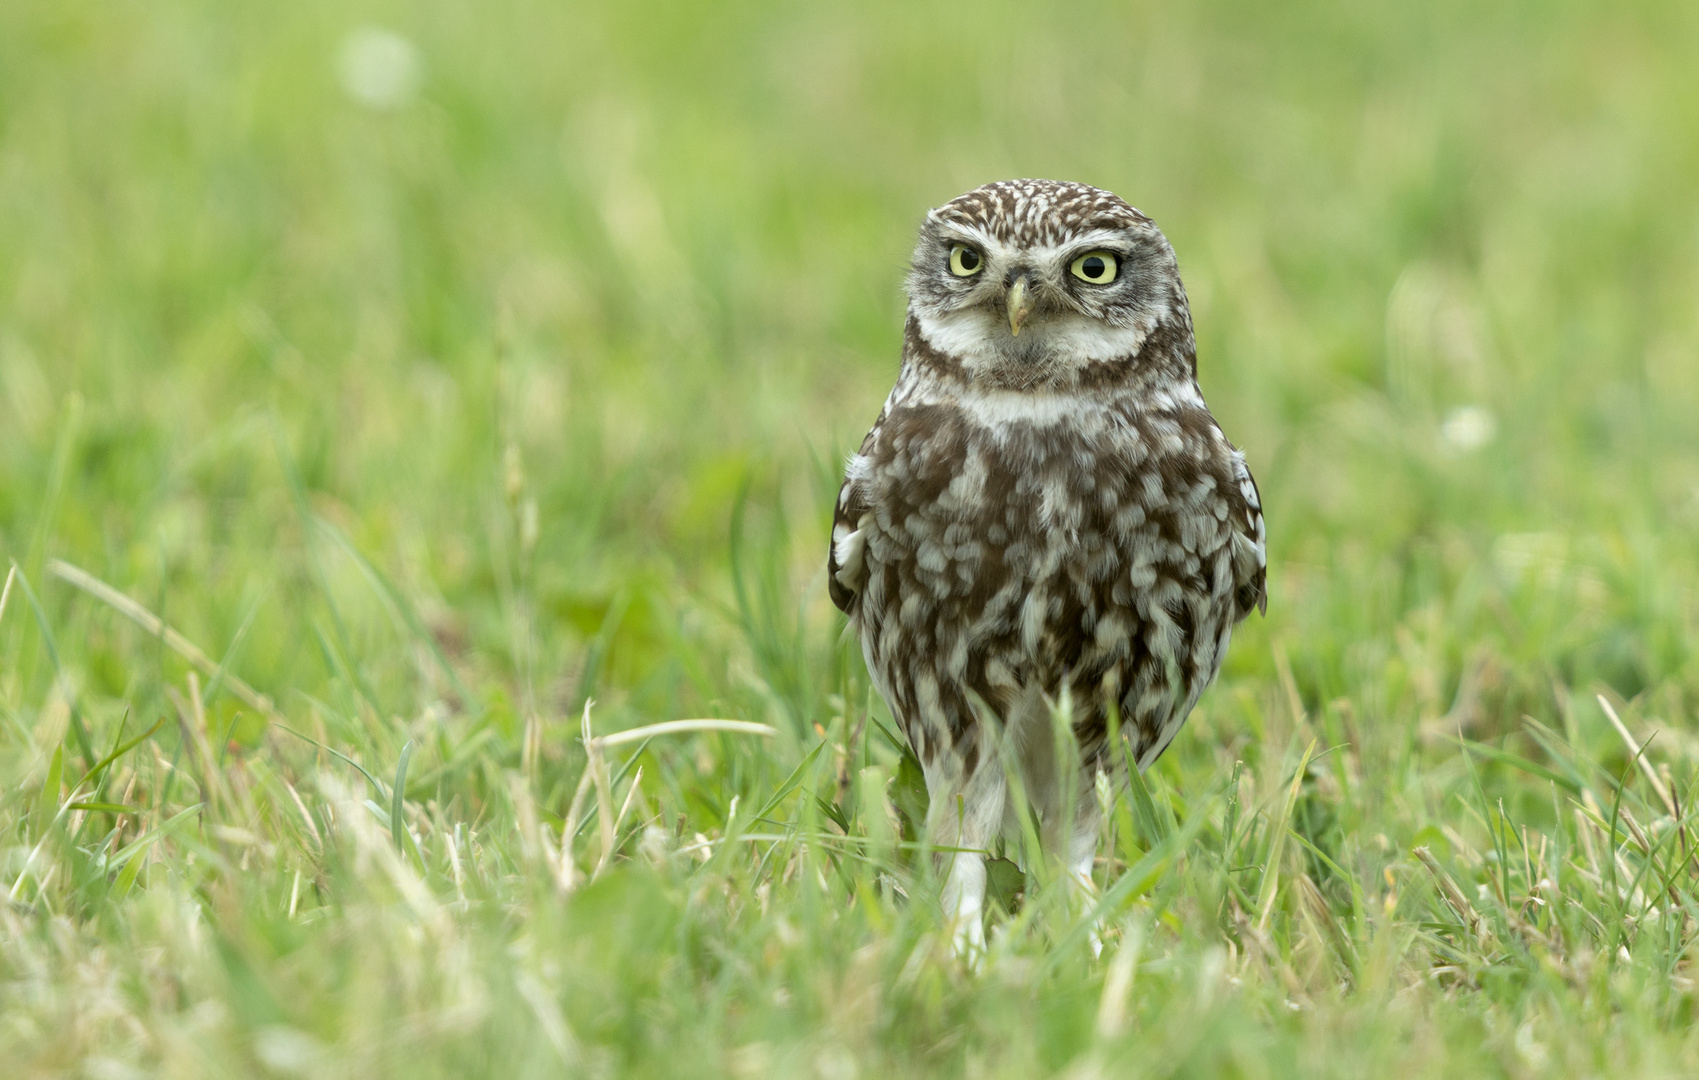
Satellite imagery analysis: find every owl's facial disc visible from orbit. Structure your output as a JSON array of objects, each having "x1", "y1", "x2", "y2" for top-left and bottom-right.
[{"x1": 902, "y1": 180, "x2": 1195, "y2": 391}]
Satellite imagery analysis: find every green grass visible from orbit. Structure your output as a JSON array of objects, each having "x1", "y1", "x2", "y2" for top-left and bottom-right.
[{"x1": 4, "y1": 0, "x2": 1699, "y2": 1075}]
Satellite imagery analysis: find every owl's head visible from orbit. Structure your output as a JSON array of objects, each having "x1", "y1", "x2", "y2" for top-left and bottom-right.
[{"x1": 905, "y1": 179, "x2": 1193, "y2": 392}]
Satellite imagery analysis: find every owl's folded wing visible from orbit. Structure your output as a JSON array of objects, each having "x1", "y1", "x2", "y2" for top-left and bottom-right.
[
  {"x1": 1227, "y1": 449, "x2": 1268, "y2": 619},
  {"x1": 827, "y1": 477, "x2": 868, "y2": 615}
]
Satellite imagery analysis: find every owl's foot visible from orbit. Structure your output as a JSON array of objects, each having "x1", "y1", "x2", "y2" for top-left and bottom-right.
[
  {"x1": 948, "y1": 904, "x2": 987, "y2": 971},
  {"x1": 941, "y1": 850, "x2": 989, "y2": 970},
  {"x1": 1083, "y1": 916, "x2": 1105, "y2": 959},
  {"x1": 1069, "y1": 852, "x2": 1104, "y2": 959}
]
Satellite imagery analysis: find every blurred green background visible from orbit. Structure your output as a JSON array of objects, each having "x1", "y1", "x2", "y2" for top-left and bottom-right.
[
  {"x1": 3, "y1": 0, "x2": 1699, "y2": 1076},
  {"x1": 4, "y1": 0, "x2": 1697, "y2": 713}
]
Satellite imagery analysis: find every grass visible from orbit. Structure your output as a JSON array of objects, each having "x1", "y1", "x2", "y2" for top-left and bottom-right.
[{"x1": 3, "y1": 0, "x2": 1699, "y2": 1075}]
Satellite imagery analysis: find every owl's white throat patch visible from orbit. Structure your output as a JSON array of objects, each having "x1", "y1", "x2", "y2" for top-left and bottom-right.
[
  {"x1": 915, "y1": 307, "x2": 1154, "y2": 381},
  {"x1": 949, "y1": 389, "x2": 1102, "y2": 428}
]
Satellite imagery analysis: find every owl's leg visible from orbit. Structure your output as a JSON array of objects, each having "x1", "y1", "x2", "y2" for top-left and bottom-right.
[
  {"x1": 928, "y1": 760, "x2": 1006, "y2": 965},
  {"x1": 1066, "y1": 796, "x2": 1106, "y2": 957},
  {"x1": 1066, "y1": 802, "x2": 1101, "y2": 892}
]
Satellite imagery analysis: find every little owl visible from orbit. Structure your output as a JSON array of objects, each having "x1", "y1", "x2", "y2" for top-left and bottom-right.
[{"x1": 827, "y1": 179, "x2": 1267, "y2": 956}]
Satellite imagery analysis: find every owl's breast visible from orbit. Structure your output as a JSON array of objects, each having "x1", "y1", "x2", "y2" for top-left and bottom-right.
[
  {"x1": 840, "y1": 390, "x2": 1256, "y2": 764},
  {"x1": 869, "y1": 397, "x2": 1230, "y2": 573},
  {"x1": 852, "y1": 395, "x2": 1243, "y2": 663}
]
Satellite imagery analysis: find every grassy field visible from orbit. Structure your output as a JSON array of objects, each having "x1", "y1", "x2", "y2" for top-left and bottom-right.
[{"x1": 3, "y1": 0, "x2": 1699, "y2": 1075}]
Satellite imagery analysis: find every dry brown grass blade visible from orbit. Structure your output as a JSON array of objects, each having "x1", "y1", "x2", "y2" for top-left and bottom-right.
[
  {"x1": 557, "y1": 765, "x2": 596, "y2": 894},
  {"x1": 282, "y1": 776, "x2": 323, "y2": 852},
  {"x1": 1414, "y1": 845, "x2": 1484, "y2": 942},
  {"x1": 586, "y1": 705, "x2": 616, "y2": 878},
  {"x1": 593, "y1": 719, "x2": 777, "y2": 748},
  {"x1": 596, "y1": 766, "x2": 644, "y2": 879}
]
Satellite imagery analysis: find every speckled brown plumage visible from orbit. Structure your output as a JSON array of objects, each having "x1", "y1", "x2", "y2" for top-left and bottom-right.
[{"x1": 828, "y1": 179, "x2": 1266, "y2": 954}]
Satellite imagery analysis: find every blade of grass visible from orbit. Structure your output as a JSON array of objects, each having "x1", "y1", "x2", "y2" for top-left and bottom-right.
[
  {"x1": 84, "y1": 707, "x2": 131, "y2": 819},
  {"x1": 12, "y1": 563, "x2": 96, "y2": 770},
  {"x1": 109, "y1": 803, "x2": 202, "y2": 901},
  {"x1": 34, "y1": 743, "x2": 63, "y2": 837},
  {"x1": 48, "y1": 560, "x2": 286, "y2": 726},
  {"x1": 587, "y1": 709, "x2": 616, "y2": 875},
  {"x1": 199, "y1": 588, "x2": 268, "y2": 714},
  {"x1": 1104, "y1": 705, "x2": 1145, "y2": 866},
  {"x1": 567, "y1": 738, "x2": 655, "y2": 843},
  {"x1": 1287, "y1": 826, "x2": 1366, "y2": 940},
  {"x1": 314, "y1": 516, "x2": 479, "y2": 717},
  {"x1": 1598, "y1": 695, "x2": 1677, "y2": 818},
  {"x1": 593, "y1": 719, "x2": 777, "y2": 749},
  {"x1": 1456, "y1": 728, "x2": 1514, "y2": 908},
  {"x1": 269, "y1": 419, "x2": 382, "y2": 716},
  {"x1": 24, "y1": 393, "x2": 81, "y2": 580},
  {"x1": 391, "y1": 739, "x2": 416, "y2": 858},
  {"x1": 1413, "y1": 845, "x2": 1483, "y2": 940},
  {"x1": 1048, "y1": 803, "x2": 1212, "y2": 968},
  {"x1": 1460, "y1": 737, "x2": 1582, "y2": 794},
  {"x1": 0, "y1": 564, "x2": 15, "y2": 629},
  {"x1": 1257, "y1": 739, "x2": 1317, "y2": 933},
  {"x1": 596, "y1": 766, "x2": 644, "y2": 878},
  {"x1": 405, "y1": 727, "x2": 499, "y2": 794},
  {"x1": 752, "y1": 738, "x2": 828, "y2": 824},
  {"x1": 1114, "y1": 710, "x2": 1169, "y2": 848},
  {"x1": 53, "y1": 563, "x2": 393, "y2": 802},
  {"x1": 75, "y1": 717, "x2": 167, "y2": 790},
  {"x1": 270, "y1": 710, "x2": 387, "y2": 798}
]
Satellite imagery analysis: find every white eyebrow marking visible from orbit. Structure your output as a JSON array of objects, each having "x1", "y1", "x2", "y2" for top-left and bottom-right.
[{"x1": 930, "y1": 223, "x2": 1131, "y2": 266}]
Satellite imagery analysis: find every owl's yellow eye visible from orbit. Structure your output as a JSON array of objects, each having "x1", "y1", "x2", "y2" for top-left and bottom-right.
[
  {"x1": 1070, "y1": 251, "x2": 1118, "y2": 284},
  {"x1": 948, "y1": 244, "x2": 984, "y2": 277}
]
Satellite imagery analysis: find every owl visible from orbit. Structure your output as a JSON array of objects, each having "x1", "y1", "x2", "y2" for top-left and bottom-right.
[{"x1": 827, "y1": 179, "x2": 1266, "y2": 956}]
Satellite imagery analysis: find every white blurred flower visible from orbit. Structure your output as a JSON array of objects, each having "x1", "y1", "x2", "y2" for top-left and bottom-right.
[
  {"x1": 339, "y1": 27, "x2": 421, "y2": 110},
  {"x1": 1440, "y1": 404, "x2": 1496, "y2": 451},
  {"x1": 252, "y1": 1026, "x2": 326, "y2": 1075}
]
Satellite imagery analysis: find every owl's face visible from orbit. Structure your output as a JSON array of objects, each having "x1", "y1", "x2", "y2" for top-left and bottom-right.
[{"x1": 905, "y1": 180, "x2": 1191, "y2": 390}]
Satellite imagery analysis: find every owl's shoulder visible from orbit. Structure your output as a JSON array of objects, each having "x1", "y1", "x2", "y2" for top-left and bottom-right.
[{"x1": 1134, "y1": 398, "x2": 1267, "y2": 617}]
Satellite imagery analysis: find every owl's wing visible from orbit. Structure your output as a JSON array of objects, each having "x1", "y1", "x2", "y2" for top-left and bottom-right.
[
  {"x1": 827, "y1": 479, "x2": 867, "y2": 614},
  {"x1": 827, "y1": 434, "x2": 878, "y2": 615},
  {"x1": 1227, "y1": 448, "x2": 1268, "y2": 619}
]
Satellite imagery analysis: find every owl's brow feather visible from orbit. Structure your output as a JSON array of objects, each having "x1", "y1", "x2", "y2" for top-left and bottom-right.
[
  {"x1": 924, "y1": 218, "x2": 999, "y2": 253},
  {"x1": 927, "y1": 222, "x2": 1141, "y2": 268}
]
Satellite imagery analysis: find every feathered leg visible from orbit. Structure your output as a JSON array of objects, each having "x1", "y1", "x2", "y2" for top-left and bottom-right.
[
  {"x1": 1067, "y1": 795, "x2": 1105, "y2": 957},
  {"x1": 927, "y1": 759, "x2": 1006, "y2": 964}
]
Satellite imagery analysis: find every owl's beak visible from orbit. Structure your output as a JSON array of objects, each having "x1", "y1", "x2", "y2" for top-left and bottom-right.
[{"x1": 1006, "y1": 275, "x2": 1035, "y2": 336}]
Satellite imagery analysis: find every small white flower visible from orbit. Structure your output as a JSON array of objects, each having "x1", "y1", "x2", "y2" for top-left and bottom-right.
[
  {"x1": 1441, "y1": 404, "x2": 1497, "y2": 451},
  {"x1": 339, "y1": 27, "x2": 421, "y2": 110}
]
